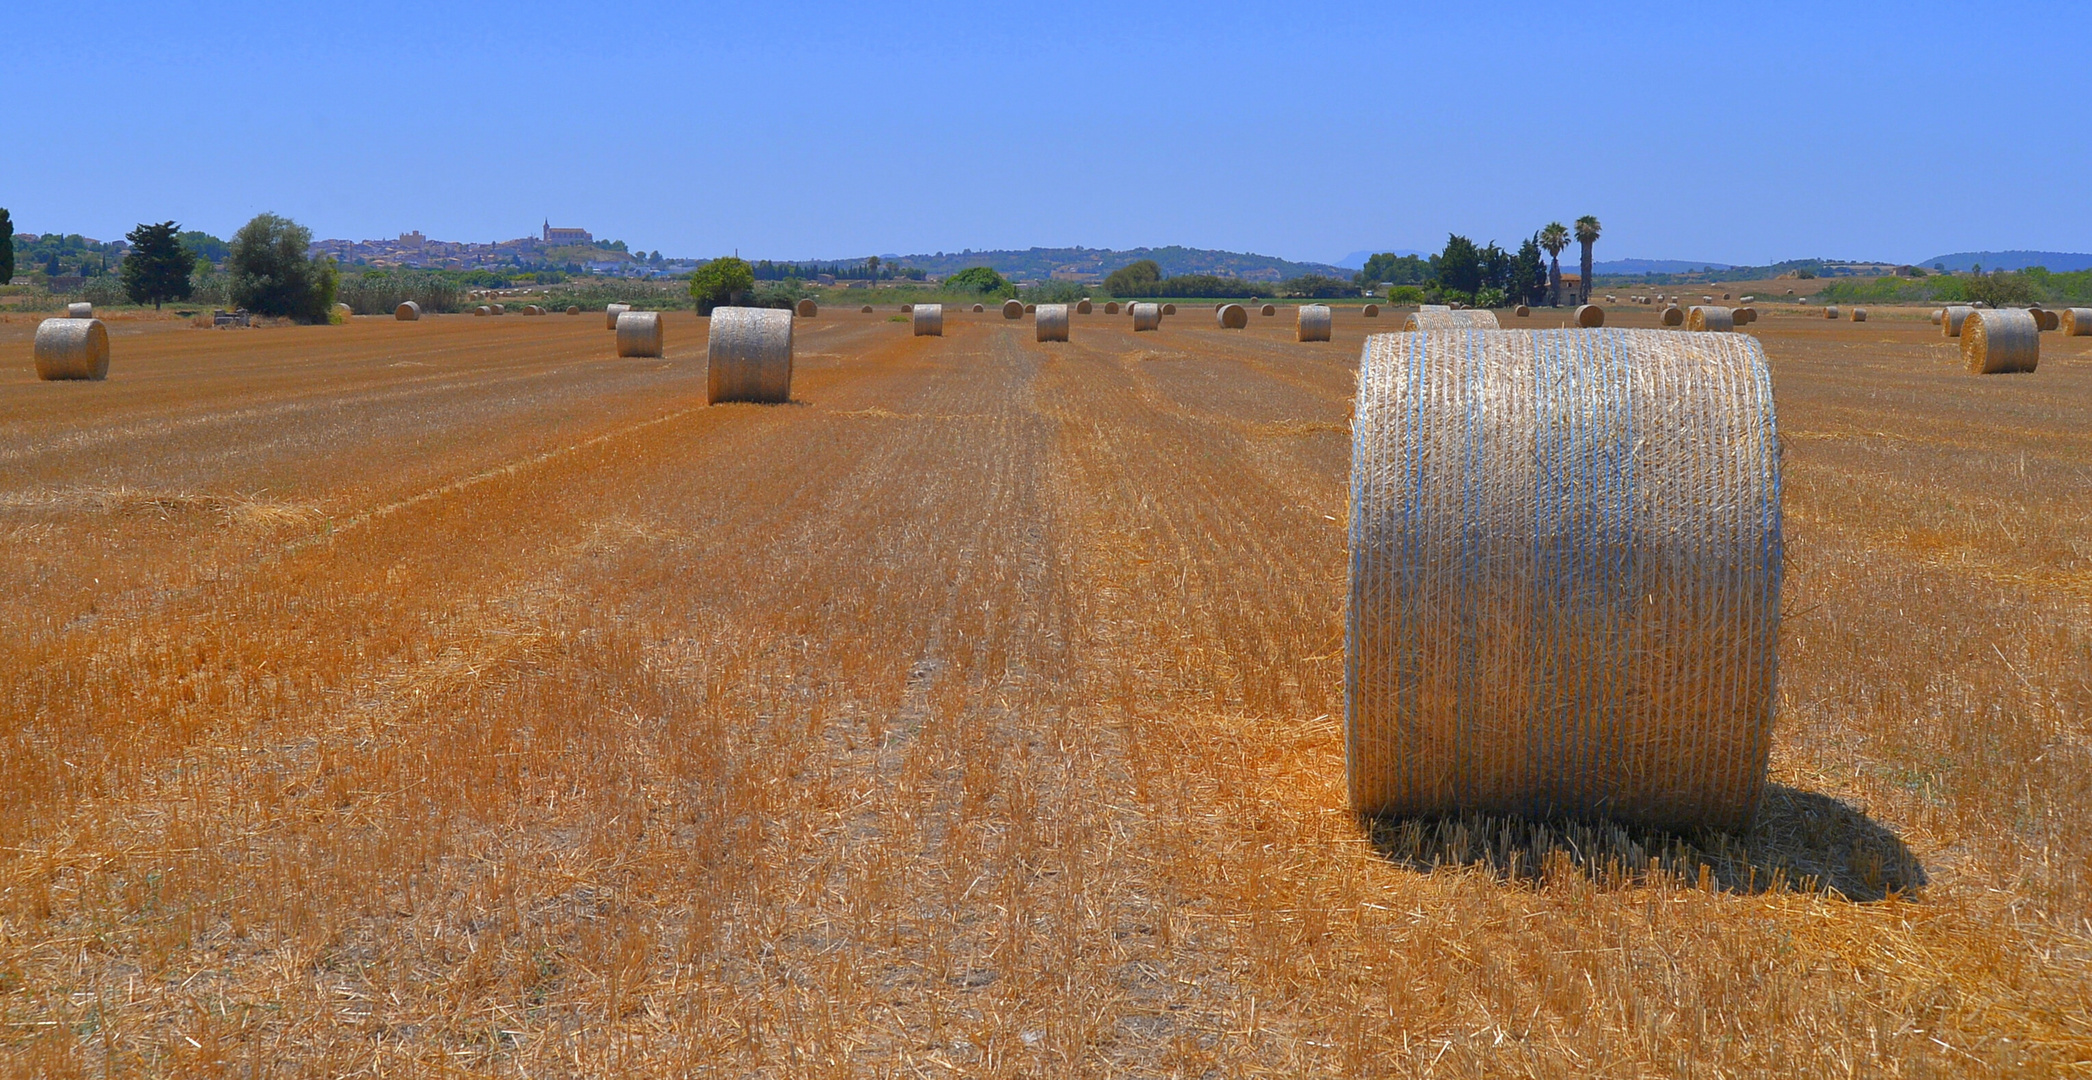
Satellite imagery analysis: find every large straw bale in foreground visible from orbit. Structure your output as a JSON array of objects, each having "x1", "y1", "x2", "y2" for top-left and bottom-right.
[
  {"x1": 615, "y1": 310, "x2": 664, "y2": 357},
  {"x1": 1687, "y1": 305, "x2": 1734, "y2": 332},
  {"x1": 1002, "y1": 299, "x2": 1023, "y2": 319},
  {"x1": 795, "y1": 299, "x2": 818, "y2": 317},
  {"x1": 605, "y1": 303, "x2": 631, "y2": 329},
  {"x1": 34, "y1": 318, "x2": 111, "y2": 380},
  {"x1": 1298, "y1": 304, "x2": 1333, "y2": 341},
  {"x1": 1575, "y1": 304, "x2": 1605, "y2": 328},
  {"x1": 395, "y1": 301, "x2": 421, "y2": 321},
  {"x1": 1035, "y1": 303, "x2": 1070, "y2": 342},
  {"x1": 1348, "y1": 328, "x2": 1782, "y2": 832},
  {"x1": 1961, "y1": 308, "x2": 2039, "y2": 374},
  {"x1": 1215, "y1": 303, "x2": 1248, "y2": 329},
  {"x1": 2062, "y1": 308, "x2": 2092, "y2": 336},
  {"x1": 1131, "y1": 303, "x2": 1162, "y2": 331},
  {"x1": 707, "y1": 307, "x2": 793, "y2": 403},
  {"x1": 1404, "y1": 309, "x2": 1501, "y2": 331},
  {"x1": 913, "y1": 303, "x2": 944, "y2": 336},
  {"x1": 1941, "y1": 305, "x2": 1974, "y2": 337}
]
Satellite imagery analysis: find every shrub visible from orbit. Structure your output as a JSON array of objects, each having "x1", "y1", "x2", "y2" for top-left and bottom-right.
[
  {"x1": 689, "y1": 256, "x2": 756, "y2": 315},
  {"x1": 1103, "y1": 259, "x2": 1162, "y2": 297},
  {"x1": 228, "y1": 213, "x2": 336, "y2": 322},
  {"x1": 945, "y1": 266, "x2": 1012, "y2": 295},
  {"x1": 1387, "y1": 285, "x2": 1427, "y2": 304}
]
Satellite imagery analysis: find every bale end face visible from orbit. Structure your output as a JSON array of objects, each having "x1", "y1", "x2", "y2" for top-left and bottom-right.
[
  {"x1": 795, "y1": 299, "x2": 818, "y2": 318},
  {"x1": 1002, "y1": 299, "x2": 1024, "y2": 320},
  {"x1": 615, "y1": 310, "x2": 665, "y2": 357},
  {"x1": 1575, "y1": 304, "x2": 1605, "y2": 328},
  {"x1": 1297, "y1": 304, "x2": 1333, "y2": 342},
  {"x1": 1514, "y1": 305, "x2": 1530, "y2": 317},
  {"x1": 1362, "y1": 304, "x2": 1380, "y2": 318},
  {"x1": 1216, "y1": 303, "x2": 1248, "y2": 330},
  {"x1": 2061, "y1": 308, "x2": 2092, "y2": 336},
  {"x1": 567, "y1": 306, "x2": 581, "y2": 315},
  {"x1": 1687, "y1": 306, "x2": 1735, "y2": 333},
  {"x1": 1942, "y1": 306, "x2": 1974, "y2": 338},
  {"x1": 395, "y1": 301, "x2": 421, "y2": 321},
  {"x1": 1035, "y1": 303, "x2": 1070, "y2": 342},
  {"x1": 860, "y1": 305, "x2": 874, "y2": 314},
  {"x1": 1660, "y1": 306, "x2": 1684, "y2": 327},
  {"x1": 1962, "y1": 308, "x2": 2039, "y2": 374},
  {"x1": 707, "y1": 307, "x2": 794, "y2": 403},
  {"x1": 34, "y1": 318, "x2": 111, "y2": 381},
  {"x1": 1104, "y1": 302, "x2": 1120, "y2": 314},
  {"x1": 1160, "y1": 303, "x2": 1176, "y2": 315},
  {"x1": 1260, "y1": 304, "x2": 1276, "y2": 316},
  {"x1": 1851, "y1": 307, "x2": 1867, "y2": 322},
  {"x1": 1075, "y1": 299, "x2": 1093, "y2": 315}
]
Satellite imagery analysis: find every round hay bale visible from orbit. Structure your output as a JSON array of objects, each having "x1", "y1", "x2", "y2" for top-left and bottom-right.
[
  {"x1": 615, "y1": 310, "x2": 664, "y2": 357},
  {"x1": 567, "y1": 306, "x2": 580, "y2": 315},
  {"x1": 490, "y1": 303, "x2": 505, "y2": 316},
  {"x1": 1161, "y1": 303, "x2": 1176, "y2": 315},
  {"x1": 1131, "y1": 303, "x2": 1162, "y2": 332},
  {"x1": 1735, "y1": 307, "x2": 1758, "y2": 325},
  {"x1": 1076, "y1": 299, "x2": 1093, "y2": 315},
  {"x1": 1261, "y1": 304, "x2": 1276, "y2": 316},
  {"x1": 1024, "y1": 303, "x2": 1037, "y2": 314},
  {"x1": 1930, "y1": 308, "x2": 1943, "y2": 325},
  {"x1": 2032, "y1": 307, "x2": 2059, "y2": 332},
  {"x1": 1687, "y1": 305, "x2": 1735, "y2": 333},
  {"x1": 2061, "y1": 308, "x2": 2092, "y2": 336},
  {"x1": 1363, "y1": 304, "x2": 1381, "y2": 318},
  {"x1": 1575, "y1": 304, "x2": 1605, "y2": 328},
  {"x1": 1850, "y1": 307, "x2": 1867, "y2": 322},
  {"x1": 707, "y1": 307, "x2": 793, "y2": 403},
  {"x1": 1740, "y1": 295, "x2": 1755, "y2": 303},
  {"x1": 333, "y1": 302, "x2": 354, "y2": 321},
  {"x1": 1701, "y1": 295, "x2": 1714, "y2": 303},
  {"x1": 605, "y1": 303, "x2": 631, "y2": 329},
  {"x1": 1970, "y1": 301, "x2": 1989, "y2": 309},
  {"x1": 1002, "y1": 299, "x2": 1024, "y2": 320},
  {"x1": 33, "y1": 318, "x2": 110, "y2": 381},
  {"x1": 1105, "y1": 302, "x2": 1120, "y2": 315},
  {"x1": 1660, "y1": 305, "x2": 1684, "y2": 327},
  {"x1": 1404, "y1": 310, "x2": 1502, "y2": 331},
  {"x1": 1348, "y1": 327, "x2": 1782, "y2": 832},
  {"x1": 1822, "y1": 305, "x2": 1839, "y2": 319},
  {"x1": 1216, "y1": 303, "x2": 1248, "y2": 329},
  {"x1": 475, "y1": 306, "x2": 491, "y2": 317},
  {"x1": 901, "y1": 303, "x2": 913, "y2": 312},
  {"x1": 1942, "y1": 305, "x2": 1974, "y2": 337},
  {"x1": 1297, "y1": 304, "x2": 1333, "y2": 342},
  {"x1": 972, "y1": 303, "x2": 985, "y2": 313},
  {"x1": 1514, "y1": 305, "x2": 1530, "y2": 317},
  {"x1": 67, "y1": 302, "x2": 94, "y2": 319},
  {"x1": 1036, "y1": 303, "x2": 1070, "y2": 342},
  {"x1": 913, "y1": 303, "x2": 944, "y2": 337},
  {"x1": 1722, "y1": 293, "x2": 1732, "y2": 300},
  {"x1": 395, "y1": 301, "x2": 421, "y2": 321},
  {"x1": 795, "y1": 298, "x2": 818, "y2": 318},
  {"x1": 1962, "y1": 308, "x2": 2039, "y2": 374},
  {"x1": 860, "y1": 305, "x2": 874, "y2": 314}
]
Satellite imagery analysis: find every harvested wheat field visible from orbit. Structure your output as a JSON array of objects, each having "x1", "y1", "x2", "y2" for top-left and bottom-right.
[{"x1": 2, "y1": 306, "x2": 2090, "y2": 1076}]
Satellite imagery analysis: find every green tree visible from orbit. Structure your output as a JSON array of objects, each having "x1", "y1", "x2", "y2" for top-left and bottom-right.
[
  {"x1": 1354, "y1": 252, "x2": 1432, "y2": 289},
  {"x1": 1436, "y1": 235, "x2": 1482, "y2": 299},
  {"x1": 1103, "y1": 258, "x2": 1162, "y2": 297},
  {"x1": 1512, "y1": 235, "x2": 1547, "y2": 306},
  {"x1": 944, "y1": 266, "x2": 1011, "y2": 294},
  {"x1": 1574, "y1": 215, "x2": 1602, "y2": 304},
  {"x1": 866, "y1": 255, "x2": 881, "y2": 282},
  {"x1": 689, "y1": 256, "x2": 756, "y2": 314},
  {"x1": 121, "y1": 221, "x2": 195, "y2": 309},
  {"x1": 228, "y1": 213, "x2": 335, "y2": 321},
  {"x1": 0, "y1": 207, "x2": 13, "y2": 285},
  {"x1": 1539, "y1": 222, "x2": 1569, "y2": 306}
]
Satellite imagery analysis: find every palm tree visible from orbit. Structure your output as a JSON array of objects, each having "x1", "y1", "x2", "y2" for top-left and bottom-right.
[
  {"x1": 1574, "y1": 216, "x2": 1602, "y2": 305},
  {"x1": 866, "y1": 255, "x2": 881, "y2": 283},
  {"x1": 1539, "y1": 222, "x2": 1569, "y2": 307}
]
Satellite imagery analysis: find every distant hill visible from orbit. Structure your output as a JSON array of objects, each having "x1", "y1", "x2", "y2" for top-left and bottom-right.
[
  {"x1": 868, "y1": 246, "x2": 1348, "y2": 283},
  {"x1": 1591, "y1": 258, "x2": 1735, "y2": 275},
  {"x1": 1920, "y1": 250, "x2": 2092, "y2": 273}
]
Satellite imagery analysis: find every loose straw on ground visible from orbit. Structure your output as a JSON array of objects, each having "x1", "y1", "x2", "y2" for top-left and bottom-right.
[
  {"x1": 1962, "y1": 308, "x2": 2039, "y2": 373},
  {"x1": 34, "y1": 318, "x2": 110, "y2": 380},
  {"x1": 1347, "y1": 327, "x2": 1782, "y2": 832},
  {"x1": 1298, "y1": 304, "x2": 1333, "y2": 341},
  {"x1": 707, "y1": 307, "x2": 793, "y2": 403}
]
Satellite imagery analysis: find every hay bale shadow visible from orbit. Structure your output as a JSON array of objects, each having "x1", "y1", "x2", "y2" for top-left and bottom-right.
[{"x1": 1365, "y1": 783, "x2": 1925, "y2": 901}]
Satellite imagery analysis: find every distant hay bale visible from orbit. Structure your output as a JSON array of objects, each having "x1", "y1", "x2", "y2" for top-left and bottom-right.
[
  {"x1": 475, "y1": 306, "x2": 491, "y2": 317},
  {"x1": 707, "y1": 307, "x2": 794, "y2": 403},
  {"x1": 1722, "y1": 293, "x2": 1732, "y2": 300},
  {"x1": 1024, "y1": 303, "x2": 1037, "y2": 314},
  {"x1": 1702, "y1": 295, "x2": 1714, "y2": 303},
  {"x1": 913, "y1": 303, "x2": 945, "y2": 336},
  {"x1": 1962, "y1": 308, "x2": 2039, "y2": 374},
  {"x1": 1930, "y1": 308, "x2": 1943, "y2": 325},
  {"x1": 333, "y1": 302, "x2": 354, "y2": 321},
  {"x1": 1132, "y1": 302, "x2": 1162, "y2": 331},
  {"x1": 1740, "y1": 295, "x2": 1755, "y2": 303},
  {"x1": 972, "y1": 303, "x2": 985, "y2": 313},
  {"x1": 1261, "y1": 304, "x2": 1276, "y2": 316},
  {"x1": 2031, "y1": 307, "x2": 2059, "y2": 332},
  {"x1": 1687, "y1": 305, "x2": 1735, "y2": 332},
  {"x1": 795, "y1": 298, "x2": 818, "y2": 317},
  {"x1": 1575, "y1": 304, "x2": 1605, "y2": 328},
  {"x1": 1036, "y1": 303, "x2": 1070, "y2": 342},
  {"x1": 1606, "y1": 295, "x2": 1617, "y2": 303},
  {"x1": 1297, "y1": 304, "x2": 1333, "y2": 341},
  {"x1": 1823, "y1": 306, "x2": 1838, "y2": 319},
  {"x1": 860, "y1": 305, "x2": 874, "y2": 313},
  {"x1": 1161, "y1": 303, "x2": 1176, "y2": 315},
  {"x1": 1215, "y1": 303, "x2": 1248, "y2": 329},
  {"x1": 605, "y1": 303, "x2": 631, "y2": 329},
  {"x1": 1348, "y1": 327, "x2": 1782, "y2": 832},
  {"x1": 1404, "y1": 309, "x2": 1501, "y2": 331},
  {"x1": 33, "y1": 318, "x2": 110, "y2": 381},
  {"x1": 1735, "y1": 307, "x2": 1758, "y2": 325},
  {"x1": 2061, "y1": 308, "x2": 2092, "y2": 336},
  {"x1": 395, "y1": 301, "x2": 421, "y2": 321},
  {"x1": 1660, "y1": 305, "x2": 1684, "y2": 327},
  {"x1": 902, "y1": 303, "x2": 913, "y2": 312},
  {"x1": 615, "y1": 310, "x2": 664, "y2": 357},
  {"x1": 67, "y1": 302, "x2": 94, "y2": 319},
  {"x1": 1514, "y1": 305, "x2": 1530, "y2": 317},
  {"x1": 1422, "y1": 304, "x2": 1450, "y2": 311},
  {"x1": 1076, "y1": 299, "x2": 1093, "y2": 314},
  {"x1": 1003, "y1": 299, "x2": 1023, "y2": 319},
  {"x1": 1363, "y1": 304, "x2": 1380, "y2": 318},
  {"x1": 1851, "y1": 307, "x2": 1867, "y2": 322},
  {"x1": 490, "y1": 303, "x2": 505, "y2": 316},
  {"x1": 1941, "y1": 305, "x2": 1974, "y2": 337},
  {"x1": 1104, "y1": 302, "x2": 1120, "y2": 314},
  {"x1": 567, "y1": 306, "x2": 580, "y2": 315}
]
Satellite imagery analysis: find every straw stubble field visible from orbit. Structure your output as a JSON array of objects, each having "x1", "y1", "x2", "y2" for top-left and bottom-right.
[{"x1": 0, "y1": 307, "x2": 2088, "y2": 1076}]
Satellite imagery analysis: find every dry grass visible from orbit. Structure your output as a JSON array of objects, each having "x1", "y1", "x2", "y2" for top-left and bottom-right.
[{"x1": 0, "y1": 309, "x2": 2089, "y2": 1076}]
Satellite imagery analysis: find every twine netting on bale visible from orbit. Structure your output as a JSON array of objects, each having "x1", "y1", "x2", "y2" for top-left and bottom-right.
[
  {"x1": 1261, "y1": 304, "x2": 1276, "y2": 316},
  {"x1": 1404, "y1": 309, "x2": 1501, "y2": 331},
  {"x1": 67, "y1": 302, "x2": 93, "y2": 319},
  {"x1": 1687, "y1": 306, "x2": 1734, "y2": 333},
  {"x1": 1132, "y1": 303, "x2": 1162, "y2": 331},
  {"x1": 1962, "y1": 308, "x2": 2040, "y2": 374},
  {"x1": 1942, "y1": 305, "x2": 1974, "y2": 338},
  {"x1": 1035, "y1": 303, "x2": 1070, "y2": 342},
  {"x1": 1347, "y1": 328, "x2": 1783, "y2": 833},
  {"x1": 1661, "y1": 306, "x2": 1684, "y2": 327},
  {"x1": 795, "y1": 299, "x2": 818, "y2": 318},
  {"x1": 1422, "y1": 304, "x2": 1450, "y2": 311},
  {"x1": 1576, "y1": 304, "x2": 1605, "y2": 328},
  {"x1": 1363, "y1": 304, "x2": 1381, "y2": 318},
  {"x1": 395, "y1": 301, "x2": 421, "y2": 321},
  {"x1": 1298, "y1": 304, "x2": 1333, "y2": 342},
  {"x1": 2062, "y1": 308, "x2": 2092, "y2": 336},
  {"x1": 605, "y1": 303, "x2": 631, "y2": 329},
  {"x1": 33, "y1": 318, "x2": 111, "y2": 381},
  {"x1": 913, "y1": 303, "x2": 944, "y2": 337},
  {"x1": 706, "y1": 307, "x2": 793, "y2": 404},
  {"x1": 1215, "y1": 303, "x2": 1248, "y2": 329},
  {"x1": 615, "y1": 310, "x2": 664, "y2": 357},
  {"x1": 1002, "y1": 299, "x2": 1024, "y2": 320}
]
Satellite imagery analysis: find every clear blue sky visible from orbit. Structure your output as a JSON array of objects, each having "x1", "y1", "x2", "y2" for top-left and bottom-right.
[{"x1": 6, "y1": 0, "x2": 2085, "y2": 267}]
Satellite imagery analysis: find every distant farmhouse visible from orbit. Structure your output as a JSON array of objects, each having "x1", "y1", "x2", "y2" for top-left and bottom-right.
[{"x1": 543, "y1": 221, "x2": 592, "y2": 246}]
